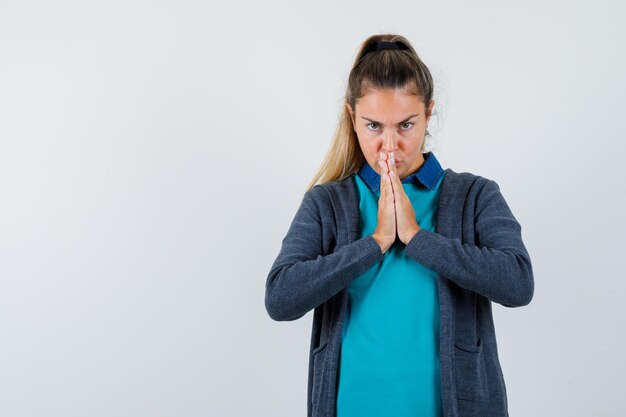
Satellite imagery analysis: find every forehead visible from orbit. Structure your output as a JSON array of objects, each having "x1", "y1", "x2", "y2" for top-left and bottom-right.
[{"x1": 356, "y1": 87, "x2": 425, "y2": 115}]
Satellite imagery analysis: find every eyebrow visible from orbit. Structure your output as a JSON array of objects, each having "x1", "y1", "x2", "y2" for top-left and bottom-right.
[{"x1": 360, "y1": 114, "x2": 419, "y2": 124}]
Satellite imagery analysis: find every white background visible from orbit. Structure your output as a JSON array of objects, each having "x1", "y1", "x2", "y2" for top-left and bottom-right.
[{"x1": 1, "y1": 1, "x2": 624, "y2": 416}]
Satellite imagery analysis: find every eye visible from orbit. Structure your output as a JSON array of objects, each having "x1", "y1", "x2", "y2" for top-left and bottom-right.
[
  {"x1": 366, "y1": 122, "x2": 380, "y2": 131},
  {"x1": 366, "y1": 122, "x2": 413, "y2": 131}
]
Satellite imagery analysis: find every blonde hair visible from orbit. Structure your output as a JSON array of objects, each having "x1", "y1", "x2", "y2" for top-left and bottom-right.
[{"x1": 305, "y1": 33, "x2": 436, "y2": 193}]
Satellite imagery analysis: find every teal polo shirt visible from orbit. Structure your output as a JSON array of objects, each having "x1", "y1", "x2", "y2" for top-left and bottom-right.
[{"x1": 336, "y1": 152, "x2": 446, "y2": 417}]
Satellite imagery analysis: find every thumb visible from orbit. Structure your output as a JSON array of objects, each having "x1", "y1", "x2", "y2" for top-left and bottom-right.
[{"x1": 388, "y1": 153, "x2": 404, "y2": 193}]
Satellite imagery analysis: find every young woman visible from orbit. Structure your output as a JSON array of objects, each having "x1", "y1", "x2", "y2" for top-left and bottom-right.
[{"x1": 265, "y1": 33, "x2": 534, "y2": 417}]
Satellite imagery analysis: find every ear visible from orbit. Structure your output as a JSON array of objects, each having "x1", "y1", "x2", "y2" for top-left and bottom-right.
[
  {"x1": 425, "y1": 100, "x2": 435, "y2": 122},
  {"x1": 345, "y1": 103, "x2": 355, "y2": 125}
]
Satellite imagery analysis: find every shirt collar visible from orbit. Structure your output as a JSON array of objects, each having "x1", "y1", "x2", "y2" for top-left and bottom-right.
[{"x1": 357, "y1": 151, "x2": 444, "y2": 194}]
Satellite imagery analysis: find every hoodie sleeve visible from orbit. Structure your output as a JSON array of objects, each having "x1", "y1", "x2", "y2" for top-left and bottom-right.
[
  {"x1": 265, "y1": 187, "x2": 384, "y2": 321},
  {"x1": 405, "y1": 179, "x2": 534, "y2": 307}
]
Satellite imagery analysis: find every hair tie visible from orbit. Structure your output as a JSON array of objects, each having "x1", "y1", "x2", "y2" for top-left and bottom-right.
[
  {"x1": 359, "y1": 40, "x2": 408, "y2": 62},
  {"x1": 376, "y1": 41, "x2": 400, "y2": 50}
]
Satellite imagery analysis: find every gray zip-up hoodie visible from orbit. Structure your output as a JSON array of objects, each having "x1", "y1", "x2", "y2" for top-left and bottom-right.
[{"x1": 265, "y1": 168, "x2": 534, "y2": 417}]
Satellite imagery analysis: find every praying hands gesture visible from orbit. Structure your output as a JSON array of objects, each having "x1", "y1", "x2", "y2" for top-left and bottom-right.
[{"x1": 371, "y1": 151, "x2": 421, "y2": 254}]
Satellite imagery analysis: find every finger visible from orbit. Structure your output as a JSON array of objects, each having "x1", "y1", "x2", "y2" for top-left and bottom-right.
[
  {"x1": 378, "y1": 160, "x2": 387, "y2": 191},
  {"x1": 378, "y1": 155, "x2": 394, "y2": 203},
  {"x1": 379, "y1": 152, "x2": 390, "y2": 182},
  {"x1": 378, "y1": 159, "x2": 392, "y2": 199},
  {"x1": 389, "y1": 152, "x2": 397, "y2": 175},
  {"x1": 388, "y1": 152, "x2": 400, "y2": 180},
  {"x1": 378, "y1": 152, "x2": 387, "y2": 189},
  {"x1": 387, "y1": 152, "x2": 403, "y2": 192}
]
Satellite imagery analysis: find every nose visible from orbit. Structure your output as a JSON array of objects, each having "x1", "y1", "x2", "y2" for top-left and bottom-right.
[{"x1": 381, "y1": 132, "x2": 398, "y2": 153}]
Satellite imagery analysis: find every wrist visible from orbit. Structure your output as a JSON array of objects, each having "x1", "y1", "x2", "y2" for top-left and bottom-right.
[
  {"x1": 372, "y1": 233, "x2": 392, "y2": 254},
  {"x1": 406, "y1": 226, "x2": 420, "y2": 245}
]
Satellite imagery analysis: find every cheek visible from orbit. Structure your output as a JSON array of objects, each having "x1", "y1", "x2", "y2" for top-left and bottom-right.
[
  {"x1": 362, "y1": 146, "x2": 379, "y2": 164},
  {"x1": 357, "y1": 135, "x2": 376, "y2": 152},
  {"x1": 368, "y1": 142, "x2": 382, "y2": 154}
]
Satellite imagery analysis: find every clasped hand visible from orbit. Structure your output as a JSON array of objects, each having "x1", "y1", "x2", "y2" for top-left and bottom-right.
[{"x1": 372, "y1": 151, "x2": 421, "y2": 253}]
